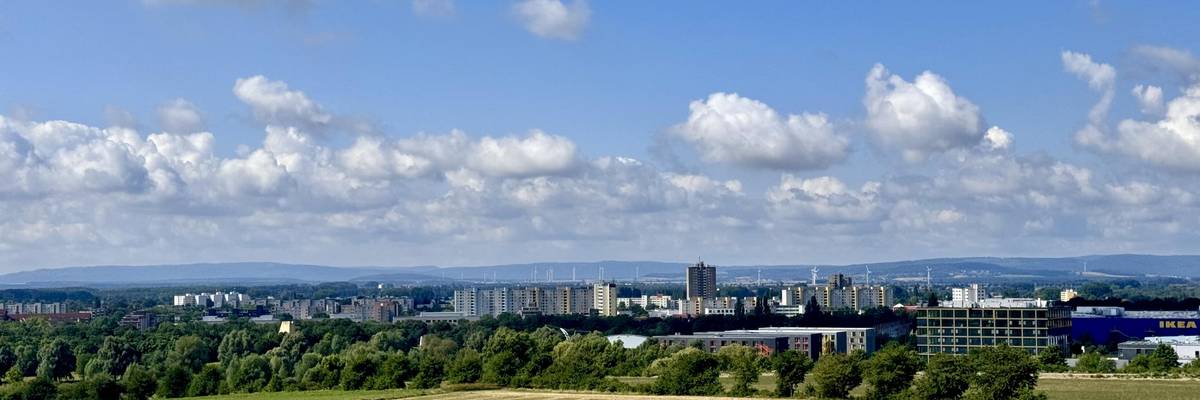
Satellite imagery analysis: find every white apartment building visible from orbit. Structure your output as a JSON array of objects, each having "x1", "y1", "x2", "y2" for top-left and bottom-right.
[
  {"x1": 780, "y1": 285, "x2": 894, "y2": 311},
  {"x1": 593, "y1": 283, "x2": 617, "y2": 317},
  {"x1": 172, "y1": 292, "x2": 250, "y2": 308},
  {"x1": 949, "y1": 284, "x2": 982, "y2": 307}
]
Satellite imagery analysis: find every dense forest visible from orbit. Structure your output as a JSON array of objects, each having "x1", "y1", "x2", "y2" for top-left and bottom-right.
[{"x1": 0, "y1": 308, "x2": 1195, "y2": 400}]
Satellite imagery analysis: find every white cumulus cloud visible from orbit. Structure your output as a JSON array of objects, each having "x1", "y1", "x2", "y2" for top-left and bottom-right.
[
  {"x1": 864, "y1": 63, "x2": 985, "y2": 163},
  {"x1": 1132, "y1": 84, "x2": 1164, "y2": 115},
  {"x1": 468, "y1": 130, "x2": 580, "y2": 178},
  {"x1": 233, "y1": 75, "x2": 332, "y2": 129},
  {"x1": 671, "y1": 92, "x2": 850, "y2": 170},
  {"x1": 1110, "y1": 84, "x2": 1200, "y2": 170},
  {"x1": 513, "y1": 0, "x2": 590, "y2": 40},
  {"x1": 158, "y1": 98, "x2": 205, "y2": 134},
  {"x1": 1062, "y1": 51, "x2": 1116, "y2": 150},
  {"x1": 766, "y1": 175, "x2": 882, "y2": 223}
]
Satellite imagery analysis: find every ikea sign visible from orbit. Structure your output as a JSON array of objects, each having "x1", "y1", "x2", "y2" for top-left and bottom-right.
[{"x1": 1159, "y1": 320, "x2": 1199, "y2": 329}]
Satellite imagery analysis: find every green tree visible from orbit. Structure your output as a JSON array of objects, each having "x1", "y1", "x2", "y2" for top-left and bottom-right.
[
  {"x1": 301, "y1": 355, "x2": 343, "y2": 389},
  {"x1": 339, "y1": 348, "x2": 381, "y2": 390},
  {"x1": 4, "y1": 365, "x2": 23, "y2": 384},
  {"x1": 14, "y1": 377, "x2": 58, "y2": 400},
  {"x1": 85, "y1": 336, "x2": 139, "y2": 378},
  {"x1": 1036, "y1": 345, "x2": 1068, "y2": 372},
  {"x1": 156, "y1": 365, "x2": 192, "y2": 398},
  {"x1": 168, "y1": 335, "x2": 211, "y2": 373},
  {"x1": 410, "y1": 351, "x2": 446, "y2": 389},
  {"x1": 36, "y1": 338, "x2": 75, "y2": 381},
  {"x1": 77, "y1": 373, "x2": 124, "y2": 400},
  {"x1": 926, "y1": 292, "x2": 940, "y2": 307},
  {"x1": 862, "y1": 343, "x2": 921, "y2": 400},
  {"x1": 963, "y1": 345, "x2": 1044, "y2": 400},
  {"x1": 121, "y1": 363, "x2": 158, "y2": 400},
  {"x1": 226, "y1": 354, "x2": 272, "y2": 393},
  {"x1": 648, "y1": 348, "x2": 722, "y2": 396},
  {"x1": 808, "y1": 352, "x2": 862, "y2": 399},
  {"x1": 1125, "y1": 344, "x2": 1178, "y2": 373},
  {"x1": 218, "y1": 330, "x2": 254, "y2": 368},
  {"x1": 535, "y1": 334, "x2": 622, "y2": 390},
  {"x1": 15, "y1": 344, "x2": 39, "y2": 377},
  {"x1": 1073, "y1": 351, "x2": 1116, "y2": 373},
  {"x1": 717, "y1": 344, "x2": 762, "y2": 396},
  {"x1": 771, "y1": 349, "x2": 814, "y2": 397},
  {"x1": 445, "y1": 348, "x2": 483, "y2": 384},
  {"x1": 481, "y1": 328, "x2": 531, "y2": 387},
  {"x1": 186, "y1": 364, "x2": 224, "y2": 397},
  {"x1": 909, "y1": 354, "x2": 970, "y2": 400},
  {"x1": 369, "y1": 353, "x2": 413, "y2": 389},
  {"x1": 0, "y1": 347, "x2": 16, "y2": 376},
  {"x1": 804, "y1": 295, "x2": 822, "y2": 318}
]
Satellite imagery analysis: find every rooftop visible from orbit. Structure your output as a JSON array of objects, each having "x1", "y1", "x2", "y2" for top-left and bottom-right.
[
  {"x1": 1072, "y1": 307, "x2": 1200, "y2": 319},
  {"x1": 1121, "y1": 336, "x2": 1200, "y2": 346}
]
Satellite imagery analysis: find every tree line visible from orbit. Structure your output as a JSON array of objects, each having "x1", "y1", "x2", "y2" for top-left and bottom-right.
[{"x1": 0, "y1": 310, "x2": 1196, "y2": 399}]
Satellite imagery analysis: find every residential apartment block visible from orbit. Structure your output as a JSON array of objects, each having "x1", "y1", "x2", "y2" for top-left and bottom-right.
[
  {"x1": 779, "y1": 274, "x2": 894, "y2": 313},
  {"x1": 454, "y1": 284, "x2": 617, "y2": 317}
]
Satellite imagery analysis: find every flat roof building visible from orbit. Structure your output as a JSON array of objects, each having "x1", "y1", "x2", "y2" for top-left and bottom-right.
[
  {"x1": 653, "y1": 326, "x2": 875, "y2": 361},
  {"x1": 916, "y1": 302, "x2": 1071, "y2": 357},
  {"x1": 1072, "y1": 307, "x2": 1200, "y2": 345},
  {"x1": 1117, "y1": 335, "x2": 1200, "y2": 365}
]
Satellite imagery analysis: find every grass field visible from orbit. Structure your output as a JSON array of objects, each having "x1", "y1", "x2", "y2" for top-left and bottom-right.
[
  {"x1": 1038, "y1": 377, "x2": 1200, "y2": 400},
  {"x1": 179, "y1": 388, "x2": 429, "y2": 400},
  {"x1": 181, "y1": 376, "x2": 1200, "y2": 399}
]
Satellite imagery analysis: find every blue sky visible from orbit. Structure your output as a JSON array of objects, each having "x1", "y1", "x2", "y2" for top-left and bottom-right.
[{"x1": 1, "y1": 1, "x2": 1199, "y2": 271}]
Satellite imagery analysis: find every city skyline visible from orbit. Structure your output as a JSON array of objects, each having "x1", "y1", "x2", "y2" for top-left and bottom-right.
[{"x1": 3, "y1": 1, "x2": 1200, "y2": 271}]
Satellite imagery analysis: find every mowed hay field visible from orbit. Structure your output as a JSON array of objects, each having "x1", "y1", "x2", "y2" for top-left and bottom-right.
[
  {"x1": 179, "y1": 388, "x2": 429, "y2": 400},
  {"x1": 1039, "y1": 377, "x2": 1200, "y2": 400}
]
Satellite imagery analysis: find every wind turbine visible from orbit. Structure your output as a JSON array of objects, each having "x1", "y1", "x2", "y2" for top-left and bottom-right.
[
  {"x1": 925, "y1": 266, "x2": 933, "y2": 291},
  {"x1": 865, "y1": 265, "x2": 872, "y2": 287},
  {"x1": 810, "y1": 267, "x2": 819, "y2": 287}
]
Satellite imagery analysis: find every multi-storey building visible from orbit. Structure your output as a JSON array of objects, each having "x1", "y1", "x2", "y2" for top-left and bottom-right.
[
  {"x1": 593, "y1": 282, "x2": 617, "y2": 316},
  {"x1": 686, "y1": 261, "x2": 717, "y2": 300},
  {"x1": 173, "y1": 292, "x2": 250, "y2": 308},
  {"x1": 654, "y1": 326, "x2": 876, "y2": 359},
  {"x1": 949, "y1": 284, "x2": 983, "y2": 307},
  {"x1": 779, "y1": 285, "x2": 894, "y2": 312},
  {"x1": 360, "y1": 298, "x2": 412, "y2": 322},
  {"x1": 618, "y1": 295, "x2": 678, "y2": 310},
  {"x1": 452, "y1": 288, "x2": 479, "y2": 316},
  {"x1": 250, "y1": 298, "x2": 340, "y2": 320},
  {"x1": 916, "y1": 299, "x2": 1071, "y2": 357},
  {"x1": 455, "y1": 286, "x2": 605, "y2": 317},
  {"x1": 2, "y1": 303, "x2": 65, "y2": 314}
]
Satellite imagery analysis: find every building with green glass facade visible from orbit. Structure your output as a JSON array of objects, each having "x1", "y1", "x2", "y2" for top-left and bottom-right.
[{"x1": 915, "y1": 304, "x2": 1071, "y2": 356}]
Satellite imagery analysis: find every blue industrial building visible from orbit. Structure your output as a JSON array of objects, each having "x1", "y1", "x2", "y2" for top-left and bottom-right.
[{"x1": 1071, "y1": 306, "x2": 1200, "y2": 345}]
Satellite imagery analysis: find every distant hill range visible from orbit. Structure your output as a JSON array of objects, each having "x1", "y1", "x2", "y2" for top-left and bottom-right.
[{"x1": 0, "y1": 254, "x2": 1196, "y2": 288}]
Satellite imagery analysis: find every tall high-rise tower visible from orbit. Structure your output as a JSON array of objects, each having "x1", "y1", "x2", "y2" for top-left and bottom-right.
[{"x1": 686, "y1": 261, "x2": 717, "y2": 299}]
